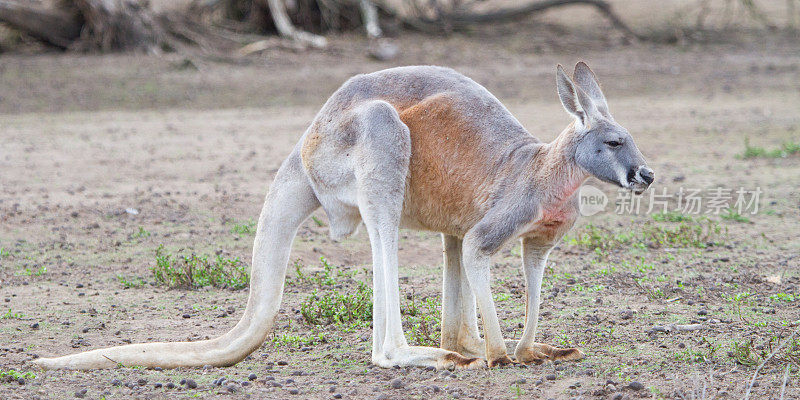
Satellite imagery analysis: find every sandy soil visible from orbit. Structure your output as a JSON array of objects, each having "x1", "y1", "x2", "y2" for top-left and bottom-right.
[{"x1": 1, "y1": 18, "x2": 799, "y2": 400}]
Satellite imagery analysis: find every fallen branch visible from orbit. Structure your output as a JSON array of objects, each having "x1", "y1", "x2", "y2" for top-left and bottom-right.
[
  {"x1": 381, "y1": 0, "x2": 641, "y2": 40},
  {"x1": 266, "y1": 0, "x2": 327, "y2": 48},
  {"x1": 0, "y1": 0, "x2": 81, "y2": 48}
]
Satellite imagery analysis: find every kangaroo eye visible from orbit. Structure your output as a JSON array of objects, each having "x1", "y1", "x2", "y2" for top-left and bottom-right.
[{"x1": 605, "y1": 140, "x2": 622, "y2": 148}]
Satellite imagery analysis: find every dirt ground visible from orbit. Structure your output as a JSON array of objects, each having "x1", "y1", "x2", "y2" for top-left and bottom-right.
[{"x1": 1, "y1": 10, "x2": 800, "y2": 400}]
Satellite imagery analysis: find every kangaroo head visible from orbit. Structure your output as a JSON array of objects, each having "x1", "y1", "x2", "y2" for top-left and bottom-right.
[{"x1": 555, "y1": 62, "x2": 654, "y2": 195}]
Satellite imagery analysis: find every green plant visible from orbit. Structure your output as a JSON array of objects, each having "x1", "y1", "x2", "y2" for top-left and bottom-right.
[
  {"x1": 151, "y1": 245, "x2": 249, "y2": 290},
  {"x1": 0, "y1": 247, "x2": 9, "y2": 260},
  {"x1": 651, "y1": 211, "x2": 693, "y2": 222},
  {"x1": 769, "y1": 293, "x2": 796, "y2": 302},
  {"x1": 271, "y1": 332, "x2": 328, "y2": 348},
  {"x1": 0, "y1": 369, "x2": 35, "y2": 382},
  {"x1": 567, "y1": 223, "x2": 633, "y2": 255},
  {"x1": 401, "y1": 296, "x2": 442, "y2": 346},
  {"x1": 16, "y1": 265, "x2": 46, "y2": 276},
  {"x1": 721, "y1": 209, "x2": 751, "y2": 223},
  {"x1": 641, "y1": 219, "x2": 725, "y2": 248},
  {"x1": 130, "y1": 226, "x2": 151, "y2": 239},
  {"x1": 1, "y1": 309, "x2": 24, "y2": 319},
  {"x1": 230, "y1": 219, "x2": 256, "y2": 236},
  {"x1": 293, "y1": 257, "x2": 356, "y2": 286},
  {"x1": 311, "y1": 216, "x2": 325, "y2": 227},
  {"x1": 117, "y1": 275, "x2": 146, "y2": 289},
  {"x1": 300, "y1": 281, "x2": 372, "y2": 325},
  {"x1": 740, "y1": 137, "x2": 800, "y2": 159},
  {"x1": 730, "y1": 340, "x2": 760, "y2": 366}
]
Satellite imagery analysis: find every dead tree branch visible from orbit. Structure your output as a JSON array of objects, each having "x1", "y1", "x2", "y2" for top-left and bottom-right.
[{"x1": 0, "y1": 0, "x2": 81, "y2": 48}]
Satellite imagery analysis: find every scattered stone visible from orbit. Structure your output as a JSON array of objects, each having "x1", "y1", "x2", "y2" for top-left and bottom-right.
[
  {"x1": 546, "y1": 374, "x2": 557, "y2": 381},
  {"x1": 179, "y1": 378, "x2": 187, "y2": 385},
  {"x1": 248, "y1": 373, "x2": 257, "y2": 381},
  {"x1": 333, "y1": 394, "x2": 343, "y2": 399},
  {"x1": 241, "y1": 381, "x2": 250, "y2": 387},
  {"x1": 627, "y1": 381, "x2": 645, "y2": 391},
  {"x1": 288, "y1": 388, "x2": 299, "y2": 395},
  {"x1": 125, "y1": 208, "x2": 139, "y2": 215},
  {"x1": 431, "y1": 385, "x2": 441, "y2": 393},
  {"x1": 277, "y1": 360, "x2": 289, "y2": 366},
  {"x1": 110, "y1": 379, "x2": 122, "y2": 386},
  {"x1": 185, "y1": 379, "x2": 197, "y2": 389},
  {"x1": 227, "y1": 385, "x2": 238, "y2": 393},
  {"x1": 182, "y1": 314, "x2": 191, "y2": 319},
  {"x1": 154, "y1": 382, "x2": 162, "y2": 388},
  {"x1": 390, "y1": 378, "x2": 404, "y2": 389},
  {"x1": 697, "y1": 309, "x2": 708, "y2": 316},
  {"x1": 286, "y1": 378, "x2": 295, "y2": 384},
  {"x1": 17, "y1": 378, "x2": 25, "y2": 385},
  {"x1": 620, "y1": 309, "x2": 635, "y2": 320},
  {"x1": 74, "y1": 389, "x2": 87, "y2": 398},
  {"x1": 290, "y1": 370, "x2": 303, "y2": 376},
  {"x1": 374, "y1": 394, "x2": 389, "y2": 400},
  {"x1": 165, "y1": 382, "x2": 176, "y2": 389},
  {"x1": 513, "y1": 378, "x2": 527, "y2": 385},
  {"x1": 202, "y1": 364, "x2": 213, "y2": 370},
  {"x1": 612, "y1": 393, "x2": 623, "y2": 400}
]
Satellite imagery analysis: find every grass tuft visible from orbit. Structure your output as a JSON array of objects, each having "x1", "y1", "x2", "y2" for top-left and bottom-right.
[
  {"x1": 401, "y1": 295, "x2": 442, "y2": 346},
  {"x1": 741, "y1": 137, "x2": 800, "y2": 159},
  {"x1": 230, "y1": 219, "x2": 256, "y2": 236},
  {"x1": 300, "y1": 282, "x2": 372, "y2": 325},
  {"x1": 151, "y1": 244, "x2": 249, "y2": 290}
]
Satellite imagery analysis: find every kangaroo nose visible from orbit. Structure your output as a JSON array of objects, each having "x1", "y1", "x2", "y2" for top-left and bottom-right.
[{"x1": 638, "y1": 167, "x2": 654, "y2": 185}]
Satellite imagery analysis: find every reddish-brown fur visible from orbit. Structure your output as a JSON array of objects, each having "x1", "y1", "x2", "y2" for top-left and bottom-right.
[{"x1": 398, "y1": 94, "x2": 497, "y2": 236}]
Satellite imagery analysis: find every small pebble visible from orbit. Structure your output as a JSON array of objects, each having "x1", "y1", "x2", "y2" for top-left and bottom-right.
[
  {"x1": 288, "y1": 388, "x2": 299, "y2": 395},
  {"x1": 110, "y1": 379, "x2": 122, "y2": 386},
  {"x1": 628, "y1": 381, "x2": 645, "y2": 391},
  {"x1": 165, "y1": 382, "x2": 176, "y2": 389},
  {"x1": 248, "y1": 373, "x2": 257, "y2": 381},
  {"x1": 513, "y1": 378, "x2": 526, "y2": 385},
  {"x1": 390, "y1": 378, "x2": 404, "y2": 389},
  {"x1": 30, "y1": 323, "x2": 39, "y2": 329},
  {"x1": 241, "y1": 381, "x2": 250, "y2": 387},
  {"x1": 277, "y1": 360, "x2": 288, "y2": 366},
  {"x1": 137, "y1": 378, "x2": 147, "y2": 386},
  {"x1": 333, "y1": 394, "x2": 343, "y2": 399},
  {"x1": 185, "y1": 379, "x2": 197, "y2": 389},
  {"x1": 74, "y1": 389, "x2": 87, "y2": 398},
  {"x1": 546, "y1": 373, "x2": 557, "y2": 381},
  {"x1": 154, "y1": 382, "x2": 162, "y2": 388},
  {"x1": 179, "y1": 378, "x2": 187, "y2": 385},
  {"x1": 227, "y1": 385, "x2": 237, "y2": 393},
  {"x1": 182, "y1": 314, "x2": 191, "y2": 319},
  {"x1": 17, "y1": 378, "x2": 25, "y2": 385},
  {"x1": 612, "y1": 394, "x2": 623, "y2": 400}
]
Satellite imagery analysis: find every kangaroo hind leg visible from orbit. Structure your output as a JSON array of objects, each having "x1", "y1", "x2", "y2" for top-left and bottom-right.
[{"x1": 352, "y1": 101, "x2": 482, "y2": 370}]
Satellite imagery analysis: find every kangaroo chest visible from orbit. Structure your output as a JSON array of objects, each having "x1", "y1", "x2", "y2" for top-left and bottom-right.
[{"x1": 520, "y1": 196, "x2": 581, "y2": 244}]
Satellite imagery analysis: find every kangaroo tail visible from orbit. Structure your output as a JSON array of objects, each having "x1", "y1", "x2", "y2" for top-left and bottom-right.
[{"x1": 33, "y1": 150, "x2": 320, "y2": 370}]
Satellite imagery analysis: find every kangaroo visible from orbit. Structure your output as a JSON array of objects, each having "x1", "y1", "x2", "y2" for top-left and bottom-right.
[{"x1": 34, "y1": 62, "x2": 653, "y2": 370}]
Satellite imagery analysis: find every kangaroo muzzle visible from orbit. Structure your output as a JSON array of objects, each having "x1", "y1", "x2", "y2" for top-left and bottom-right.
[{"x1": 628, "y1": 165, "x2": 654, "y2": 194}]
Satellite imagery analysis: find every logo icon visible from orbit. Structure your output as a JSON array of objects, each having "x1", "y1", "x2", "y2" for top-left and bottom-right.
[{"x1": 579, "y1": 185, "x2": 608, "y2": 216}]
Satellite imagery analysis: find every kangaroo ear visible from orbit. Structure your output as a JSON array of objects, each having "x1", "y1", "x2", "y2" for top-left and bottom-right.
[
  {"x1": 573, "y1": 62, "x2": 610, "y2": 118},
  {"x1": 556, "y1": 64, "x2": 597, "y2": 126}
]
